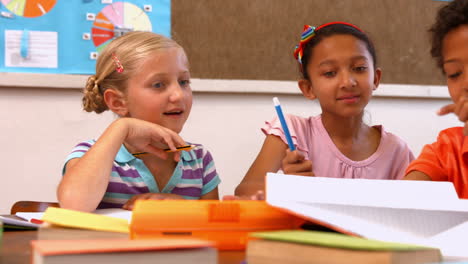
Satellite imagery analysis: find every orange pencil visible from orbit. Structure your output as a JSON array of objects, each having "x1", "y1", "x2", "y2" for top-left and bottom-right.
[{"x1": 132, "y1": 145, "x2": 195, "y2": 157}]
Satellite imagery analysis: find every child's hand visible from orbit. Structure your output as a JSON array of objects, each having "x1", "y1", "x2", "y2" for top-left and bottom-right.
[
  {"x1": 438, "y1": 96, "x2": 468, "y2": 135},
  {"x1": 121, "y1": 118, "x2": 187, "y2": 161},
  {"x1": 122, "y1": 193, "x2": 184, "y2": 210},
  {"x1": 282, "y1": 149, "x2": 314, "y2": 176},
  {"x1": 222, "y1": 191, "x2": 265, "y2": 200}
]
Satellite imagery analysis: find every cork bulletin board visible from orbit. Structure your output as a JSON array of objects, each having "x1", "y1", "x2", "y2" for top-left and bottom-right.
[{"x1": 172, "y1": 0, "x2": 446, "y2": 85}]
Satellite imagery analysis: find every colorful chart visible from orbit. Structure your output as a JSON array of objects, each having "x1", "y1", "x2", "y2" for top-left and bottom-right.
[
  {"x1": 1, "y1": 0, "x2": 57, "y2": 17},
  {"x1": 92, "y1": 2, "x2": 152, "y2": 52},
  {"x1": 0, "y1": 0, "x2": 170, "y2": 74}
]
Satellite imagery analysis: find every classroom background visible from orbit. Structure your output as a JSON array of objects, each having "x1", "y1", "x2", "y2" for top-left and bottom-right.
[
  {"x1": 0, "y1": 0, "x2": 460, "y2": 213},
  {"x1": 0, "y1": 75, "x2": 459, "y2": 213}
]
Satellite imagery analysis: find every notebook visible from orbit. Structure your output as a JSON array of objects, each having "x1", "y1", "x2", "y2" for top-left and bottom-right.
[
  {"x1": 31, "y1": 238, "x2": 216, "y2": 264},
  {"x1": 247, "y1": 230, "x2": 441, "y2": 264}
]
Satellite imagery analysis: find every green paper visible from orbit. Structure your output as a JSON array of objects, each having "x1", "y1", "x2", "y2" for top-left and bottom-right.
[{"x1": 250, "y1": 230, "x2": 436, "y2": 251}]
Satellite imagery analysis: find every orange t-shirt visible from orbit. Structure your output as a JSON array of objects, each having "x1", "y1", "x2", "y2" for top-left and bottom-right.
[{"x1": 406, "y1": 127, "x2": 468, "y2": 199}]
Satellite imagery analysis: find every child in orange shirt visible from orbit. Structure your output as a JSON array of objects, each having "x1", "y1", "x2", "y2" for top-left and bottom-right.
[{"x1": 404, "y1": 0, "x2": 468, "y2": 199}]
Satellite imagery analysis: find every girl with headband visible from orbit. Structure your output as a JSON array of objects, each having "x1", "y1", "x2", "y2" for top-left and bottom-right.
[
  {"x1": 58, "y1": 32, "x2": 221, "y2": 212},
  {"x1": 235, "y1": 22, "x2": 414, "y2": 198}
]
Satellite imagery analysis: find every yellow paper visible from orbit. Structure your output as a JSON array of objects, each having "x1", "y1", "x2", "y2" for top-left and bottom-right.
[{"x1": 42, "y1": 207, "x2": 129, "y2": 233}]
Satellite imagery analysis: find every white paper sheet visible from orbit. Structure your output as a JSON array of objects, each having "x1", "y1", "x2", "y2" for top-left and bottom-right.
[
  {"x1": 0, "y1": 215, "x2": 39, "y2": 228},
  {"x1": 266, "y1": 173, "x2": 468, "y2": 259},
  {"x1": 4, "y1": 30, "x2": 58, "y2": 68}
]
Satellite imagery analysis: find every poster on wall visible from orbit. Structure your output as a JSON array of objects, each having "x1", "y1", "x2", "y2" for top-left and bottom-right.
[{"x1": 0, "y1": 0, "x2": 170, "y2": 74}]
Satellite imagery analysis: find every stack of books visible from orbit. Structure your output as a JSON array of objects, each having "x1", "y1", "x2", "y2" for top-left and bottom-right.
[
  {"x1": 247, "y1": 230, "x2": 441, "y2": 264},
  {"x1": 31, "y1": 238, "x2": 216, "y2": 264}
]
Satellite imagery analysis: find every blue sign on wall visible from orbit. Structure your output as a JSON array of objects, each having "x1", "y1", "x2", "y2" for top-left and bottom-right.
[{"x1": 0, "y1": 0, "x2": 170, "y2": 74}]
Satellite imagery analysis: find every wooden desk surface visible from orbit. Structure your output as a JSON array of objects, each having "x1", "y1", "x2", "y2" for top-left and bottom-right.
[{"x1": 0, "y1": 231, "x2": 246, "y2": 264}]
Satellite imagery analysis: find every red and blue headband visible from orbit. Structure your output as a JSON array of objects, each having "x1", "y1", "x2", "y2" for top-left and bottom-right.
[{"x1": 293, "y1": 22, "x2": 364, "y2": 66}]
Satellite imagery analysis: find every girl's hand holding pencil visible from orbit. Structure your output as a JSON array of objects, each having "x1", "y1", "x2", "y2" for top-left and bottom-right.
[
  {"x1": 120, "y1": 118, "x2": 187, "y2": 161},
  {"x1": 132, "y1": 145, "x2": 195, "y2": 157},
  {"x1": 273, "y1": 97, "x2": 314, "y2": 176},
  {"x1": 282, "y1": 149, "x2": 314, "y2": 177}
]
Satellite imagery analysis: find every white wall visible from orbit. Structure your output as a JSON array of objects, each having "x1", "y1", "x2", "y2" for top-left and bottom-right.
[{"x1": 0, "y1": 74, "x2": 460, "y2": 213}]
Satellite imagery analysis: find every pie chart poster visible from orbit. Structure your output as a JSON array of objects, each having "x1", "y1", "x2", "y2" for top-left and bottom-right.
[{"x1": 0, "y1": 0, "x2": 171, "y2": 74}]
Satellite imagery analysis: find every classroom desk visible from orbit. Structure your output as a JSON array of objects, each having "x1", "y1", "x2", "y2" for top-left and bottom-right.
[{"x1": 0, "y1": 230, "x2": 246, "y2": 264}]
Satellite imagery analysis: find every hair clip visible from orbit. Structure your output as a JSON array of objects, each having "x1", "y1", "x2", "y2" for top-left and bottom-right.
[
  {"x1": 293, "y1": 25, "x2": 316, "y2": 65},
  {"x1": 112, "y1": 53, "x2": 124, "y2": 73},
  {"x1": 293, "y1": 22, "x2": 364, "y2": 66}
]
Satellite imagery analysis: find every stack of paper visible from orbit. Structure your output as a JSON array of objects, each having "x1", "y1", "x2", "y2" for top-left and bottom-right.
[{"x1": 266, "y1": 173, "x2": 468, "y2": 260}]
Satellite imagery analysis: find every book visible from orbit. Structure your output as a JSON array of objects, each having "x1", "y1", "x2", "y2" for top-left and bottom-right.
[
  {"x1": 0, "y1": 215, "x2": 39, "y2": 230},
  {"x1": 265, "y1": 173, "x2": 468, "y2": 260},
  {"x1": 247, "y1": 230, "x2": 442, "y2": 264},
  {"x1": 31, "y1": 238, "x2": 217, "y2": 264},
  {"x1": 37, "y1": 224, "x2": 128, "y2": 240},
  {"x1": 0, "y1": 208, "x2": 130, "y2": 234}
]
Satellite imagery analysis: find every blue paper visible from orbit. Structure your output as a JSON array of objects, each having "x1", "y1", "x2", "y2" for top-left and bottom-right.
[{"x1": 20, "y1": 29, "x2": 29, "y2": 58}]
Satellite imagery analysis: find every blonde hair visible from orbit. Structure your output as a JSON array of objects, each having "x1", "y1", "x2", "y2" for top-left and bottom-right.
[{"x1": 83, "y1": 31, "x2": 182, "y2": 113}]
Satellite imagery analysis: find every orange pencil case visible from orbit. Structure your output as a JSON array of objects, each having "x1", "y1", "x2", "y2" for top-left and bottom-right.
[{"x1": 130, "y1": 200, "x2": 304, "y2": 250}]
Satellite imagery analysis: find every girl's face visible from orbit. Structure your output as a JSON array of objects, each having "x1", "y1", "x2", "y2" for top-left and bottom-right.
[
  {"x1": 299, "y1": 34, "x2": 381, "y2": 118},
  {"x1": 124, "y1": 47, "x2": 192, "y2": 133},
  {"x1": 442, "y1": 24, "x2": 468, "y2": 103}
]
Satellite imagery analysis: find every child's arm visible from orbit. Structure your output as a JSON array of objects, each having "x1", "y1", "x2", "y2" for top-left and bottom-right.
[
  {"x1": 404, "y1": 171, "x2": 432, "y2": 181},
  {"x1": 438, "y1": 99, "x2": 468, "y2": 135},
  {"x1": 235, "y1": 135, "x2": 288, "y2": 196},
  {"x1": 58, "y1": 118, "x2": 186, "y2": 212}
]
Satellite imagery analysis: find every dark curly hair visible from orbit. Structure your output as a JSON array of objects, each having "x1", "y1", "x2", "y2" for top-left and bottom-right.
[{"x1": 430, "y1": 0, "x2": 468, "y2": 71}]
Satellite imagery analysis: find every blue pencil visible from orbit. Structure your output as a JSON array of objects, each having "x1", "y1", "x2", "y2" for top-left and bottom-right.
[{"x1": 273, "y1": 97, "x2": 296, "y2": 151}]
